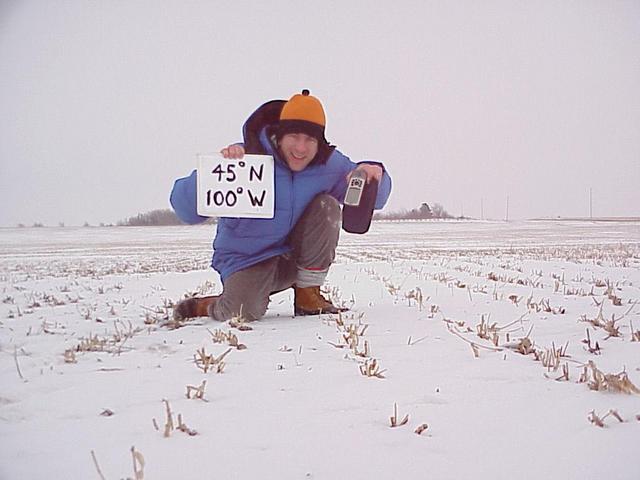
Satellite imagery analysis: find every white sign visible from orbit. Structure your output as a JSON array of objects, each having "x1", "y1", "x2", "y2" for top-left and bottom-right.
[{"x1": 196, "y1": 153, "x2": 274, "y2": 218}]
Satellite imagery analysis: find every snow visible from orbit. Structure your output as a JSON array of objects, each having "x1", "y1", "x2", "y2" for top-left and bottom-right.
[{"x1": 1, "y1": 221, "x2": 639, "y2": 479}]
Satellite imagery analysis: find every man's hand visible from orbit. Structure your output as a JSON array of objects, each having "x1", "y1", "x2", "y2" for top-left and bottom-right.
[
  {"x1": 220, "y1": 144, "x2": 245, "y2": 159},
  {"x1": 348, "y1": 164, "x2": 383, "y2": 184}
]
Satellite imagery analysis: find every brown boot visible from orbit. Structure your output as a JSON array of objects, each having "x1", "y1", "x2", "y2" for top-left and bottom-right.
[
  {"x1": 173, "y1": 296, "x2": 219, "y2": 321},
  {"x1": 294, "y1": 286, "x2": 347, "y2": 316}
]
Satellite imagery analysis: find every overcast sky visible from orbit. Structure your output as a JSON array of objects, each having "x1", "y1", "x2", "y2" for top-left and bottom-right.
[{"x1": 1, "y1": 0, "x2": 639, "y2": 226}]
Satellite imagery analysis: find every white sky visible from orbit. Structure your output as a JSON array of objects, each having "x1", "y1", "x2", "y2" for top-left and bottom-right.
[{"x1": 1, "y1": 0, "x2": 639, "y2": 226}]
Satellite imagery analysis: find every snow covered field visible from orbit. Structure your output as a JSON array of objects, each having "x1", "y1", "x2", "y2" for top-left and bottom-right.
[{"x1": 1, "y1": 220, "x2": 639, "y2": 479}]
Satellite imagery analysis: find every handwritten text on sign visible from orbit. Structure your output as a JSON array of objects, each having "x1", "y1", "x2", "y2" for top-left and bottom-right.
[{"x1": 197, "y1": 153, "x2": 274, "y2": 218}]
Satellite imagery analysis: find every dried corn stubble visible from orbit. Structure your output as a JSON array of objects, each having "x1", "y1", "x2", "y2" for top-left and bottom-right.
[
  {"x1": 407, "y1": 334, "x2": 428, "y2": 346},
  {"x1": 218, "y1": 329, "x2": 241, "y2": 345},
  {"x1": 405, "y1": 287, "x2": 425, "y2": 310},
  {"x1": 383, "y1": 279, "x2": 400, "y2": 296},
  {"x1": 581, "y1": 301, "x2": 637, "y2": 340},
  {"x1": 177, "y1": 413, "x2": 198, "y2": 436},
  {"x1": 442, "y1": 317, "x2": 472, "y2": 333},
  {"x1": 90, "y1": 450, "x2": 107, "y2": 480},
  {"x1": 588, "y1": 409, "x2": 625, "y2": 428},
  {"x1": 389, "y1": 403, "x2": 409, "y2": 428},
  {"x1": 156, "y1": 400, "x2": 198, "y2": 438},
  {"x1": 342, "y1": 330, "x2": 359, "y2": 350},
  {"x1": 327, "y1": 339, "x2": 347, "y2": 349},
  {"x1": 321, "y1": 284, "x2": 345, "y2": 308},
  {"x1": 514, "y1": 337, "x2": 536, "y2": 356},
  {"x1": 63, "y1": 349, "x2": 77, "y2": 363},
  {"x1": 229, "y1": 315, "x2": 253, "y2": 331},
  {"x1": 75, "y1": 334, "x2": 108, "y2": 352},
  {"x1": 208, "y1": 328, "x2": 247, "y2": 350},
  {"x1": 544, "y1": 363, "x2": 570, "y2": 382},
  {"x1": 578, "y1": 361, "x2": 640, "y2": 394},
  {"x1": 209, "y1": 328, "x2": 228, "y2": 344},
  {"x1": 130, "y1": 446, "x2": 145, "y2": 480},
  {"x1": 475, "y1": 315, "x2": 497, "y2": 340},
  {"x1": 581, "y1": 304, "x2": 606, "y2": 328},
  {"x1": 354, "y1": 340, "x2": 370, "y2": 358},
  {"x1": 582, "y1": 328, "x2": 601, "y2": 355},
  {"x1": 604, "y1": 371, "x2": 640, "y2": 394},
  {"x1": 414, "y1": 423, "x2": 429, "y2": 435},
  {"x1": 68, "y1": 320, "x2": 143, "y2": 357},
  {"x1": 604, "y1": 281, "x2": 623, "y2": 306},
  {"x1": 630, "y1": 321, "x2": 640, "y2": 342},
  {"x1": 344, "y1": 322, "x2": 369, "y2": 338},
  {"x1": 112, "y1": 319, "x2": 143, "y2": 342},
  {"x1": 140, "y1": 300, "x2": 171, "y2": 325},
  {"x1": 161, "y1": 399, "x2": 174, "y2": 437},
  {"x1": 525, "y1": 293, "x2": 566, "y2": 314},
  {"x1": 359, "y1": 358, "x2": 386, "y2": 379},
  {"x1": 475, "y1": 314, "x2": 500, "y2": 346},
  {"x1": 603, "y1": 317, "x2": 621, "y2": 339},
  {"x1": 445, "y1": 323, "x2": 502, "y2": 357},
  {"x1": 161, "y1": 314, "x2": 187, "y2": 330},
  {"x1": 508, "y1": 294, "x2": 521, "y2": 306},
  {"x1": 186, "y1": 380, "x2": 207, "y2": 400},
  {"x1": 328, "y1": 311, "x2": 372, "y2": 359},
  {"x1": 537, "y1": 341, "x2": 570, "y2": 372},
  {"x1": 194, "y1": 347, "x2": 232, "y2": 373}
]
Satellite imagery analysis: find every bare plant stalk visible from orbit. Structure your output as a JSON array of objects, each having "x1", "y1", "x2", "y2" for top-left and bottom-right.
[
  {"x1": 90, "y1": 450, "x2": 107, "y2": 480},
  {"x1": 162, "y1": 399, "x2": 174, "y2": 437},
  {"x1": 618, "y1": 300, "x2": 638, "y2": 321},
  {"x1": 408, "y1": 334, "x2": 428, "y2": 346},
  {"x1": 497, "y1": 314, "x2": 527, "y2": 332},
  {"x1": 14, "y1": 346, "x2": 25, "y2": 381},
  {"x1": 389, "y1": 402, "x2": 409, "y2": 427},
  {"x1": 131, "y1": 445, "x2": 145, "y2": 480},
  {"x1": 446, "y1": 325, "x2": 503, "y2": 352},
  {"x1": 608, "y1": 410, "x2": 624, "y2": 423}
]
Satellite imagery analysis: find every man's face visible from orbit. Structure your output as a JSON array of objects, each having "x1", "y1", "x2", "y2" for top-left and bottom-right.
[{"x1": 278, "y1": 133, "x2": 319, "y2": 172}]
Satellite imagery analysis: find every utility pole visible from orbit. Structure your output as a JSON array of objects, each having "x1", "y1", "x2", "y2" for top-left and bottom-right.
[
  {"x1": 589, "y1": 187, "x2": 593, "y2": 219},
  {"x1": 505, "y1": 195, "x2": 509, "y2": 222},
  {"x1": 480, "y1": 197, "x2": 484, "y2": 220}
]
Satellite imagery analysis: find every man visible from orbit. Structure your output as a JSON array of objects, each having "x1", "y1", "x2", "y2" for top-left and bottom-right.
[{"x1": 170, "y1": 90, "x2": 392, "y2": 322}]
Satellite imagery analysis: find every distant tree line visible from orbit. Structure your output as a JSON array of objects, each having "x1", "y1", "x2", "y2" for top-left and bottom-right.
[
  {"x1": 119, "y1": 203, "x2": 455, "y2": 225},
  {"x1": 15, "y1": 203, "x2": 456, "y2": 228},
  {"x1": 117, "y1": 209, "x2": 188, "y2": 226},
  {"x1": 373, "y1": 202, "x2": 454, "y2": 220},
  {"x1": 117, "y1": 209, "x2": 217, "y2": 226}
]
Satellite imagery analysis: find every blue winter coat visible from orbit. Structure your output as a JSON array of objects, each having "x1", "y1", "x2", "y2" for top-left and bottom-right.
[{"x1": 170, "y1": 121, "x2": 392, "y2": 282}]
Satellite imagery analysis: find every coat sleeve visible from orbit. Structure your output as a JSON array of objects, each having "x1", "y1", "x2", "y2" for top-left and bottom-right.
[
  {"x1": 169, "y1": 169, "x2": 208, "y2": 225},
  {"x1": 360, "y1": 160, "x2": 392, "y2": 210},
  {"x1": 327, "y1": 151, "x2": 392, "y2": 210}
]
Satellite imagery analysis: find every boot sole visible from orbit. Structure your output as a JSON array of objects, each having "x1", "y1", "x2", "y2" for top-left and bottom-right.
[{"x1": 294, "y1": 306, "x2": 349, "y2": 316}]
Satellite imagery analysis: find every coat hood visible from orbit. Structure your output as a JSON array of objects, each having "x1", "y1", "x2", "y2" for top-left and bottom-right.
[{"x1": 242, "y1": 99, "x2": 335, "y2": 165}]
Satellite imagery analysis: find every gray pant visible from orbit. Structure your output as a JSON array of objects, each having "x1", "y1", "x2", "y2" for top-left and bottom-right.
[{"x1": 210, "y1": 194, "x2": 341, "y2": 321}]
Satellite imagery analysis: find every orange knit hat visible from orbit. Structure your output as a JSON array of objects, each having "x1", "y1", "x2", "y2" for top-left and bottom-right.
[
  {"x1": 280, "y1": 89, "x2": 326, "y2": 126},
  {"x1": 276, "y1": 89, "x2": 327, "y2": 143}
]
